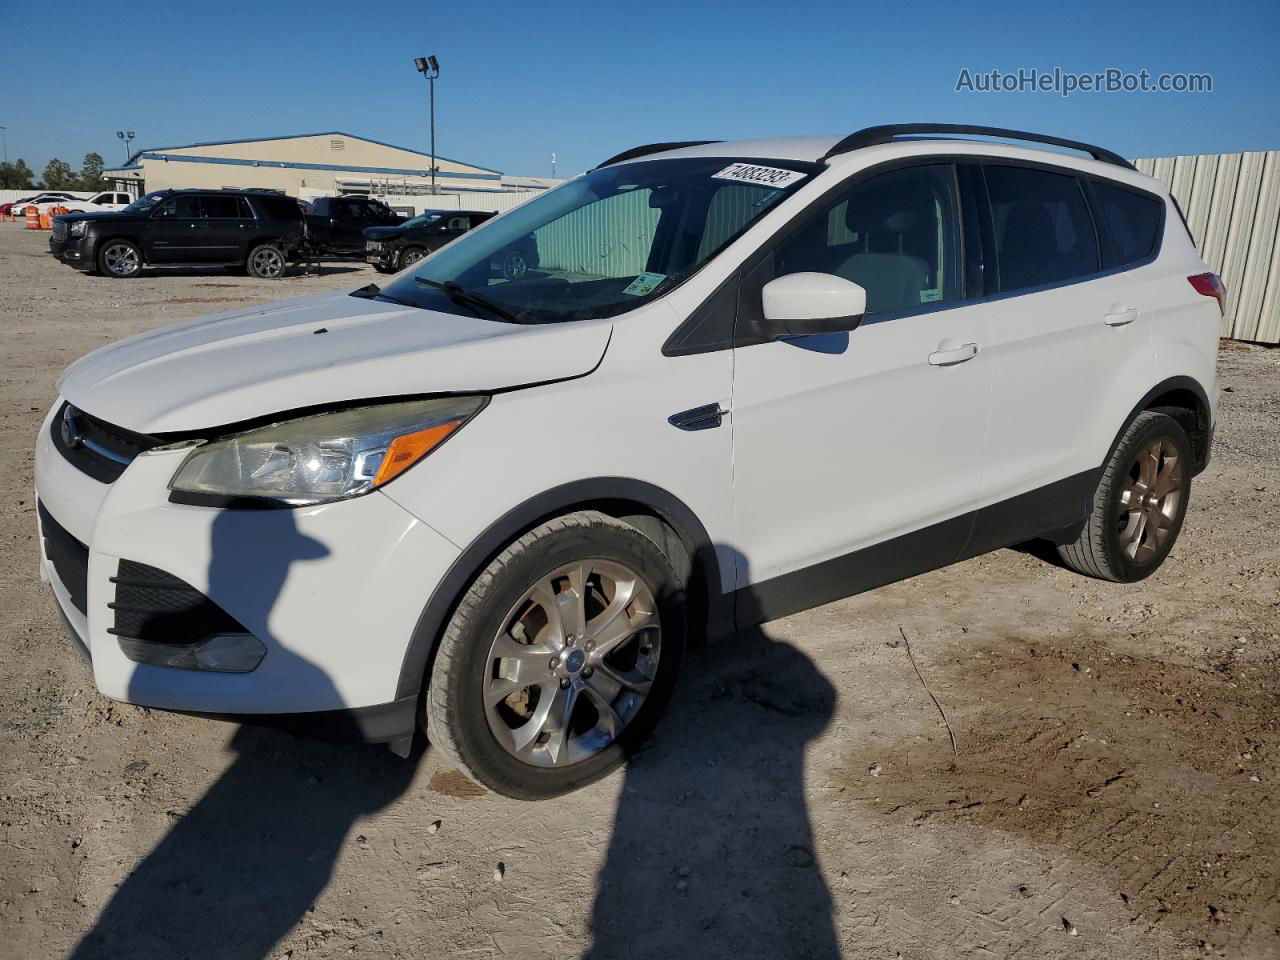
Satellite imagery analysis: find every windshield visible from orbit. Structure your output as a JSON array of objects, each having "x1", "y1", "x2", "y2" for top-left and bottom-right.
[
  {"x1": 377, "y1": 157, "x2": 817, "y2": 324},
  {"x1": 122, "y1": 191, "x2": 168, "y2": 215}
]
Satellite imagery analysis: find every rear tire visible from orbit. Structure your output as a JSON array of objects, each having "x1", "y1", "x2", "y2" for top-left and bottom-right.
[
  {"x1": 246, "y1": 243, "x2": 286, "y2": 279},
  {"x1": 427, "y1": 511, "x2": 685, "y2": 799},
  {"x1": 1057, "y1": 411, "x2": 1192, "y2": 582}
]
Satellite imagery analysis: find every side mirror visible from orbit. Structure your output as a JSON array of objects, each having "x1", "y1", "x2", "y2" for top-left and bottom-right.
[{"x1": 761, "y1": 273, "x2": 867, "y2": 337}]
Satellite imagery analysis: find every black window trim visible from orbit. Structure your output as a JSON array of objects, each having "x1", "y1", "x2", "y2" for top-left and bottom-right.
[
  {"x1": 662, "y1": 153, "x2": 1170, "y2": 356},
  {"x1": 1081, "y1": 175, "x2": 1169, "y2": 271}
]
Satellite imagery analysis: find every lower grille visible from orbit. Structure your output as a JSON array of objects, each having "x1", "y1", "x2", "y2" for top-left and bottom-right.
[
  {"x1": 109, "y1": 559, "x2": 249, "y2": 647},
  {"x1": 51, "y1": 401, "x2": 162, "y2": 484},
  {"x1": 38, "y1": 502, "x2": 89, "y2": 614}
]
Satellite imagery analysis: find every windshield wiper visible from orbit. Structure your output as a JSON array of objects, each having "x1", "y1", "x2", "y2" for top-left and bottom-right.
[{"x1": 415, "y1": 277, "x2": 527, "y2": 324}]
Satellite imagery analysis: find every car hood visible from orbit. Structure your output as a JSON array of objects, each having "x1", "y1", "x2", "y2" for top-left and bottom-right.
[
  {"x1": 56, "y1": 210, "x2": 125, "y2": 222},
  {"x1": 363, "y1": 225, "x2": 405, "y2": 240},
  {"x1": 58, "y1": 290, "x2": 613, "y2": 434}
]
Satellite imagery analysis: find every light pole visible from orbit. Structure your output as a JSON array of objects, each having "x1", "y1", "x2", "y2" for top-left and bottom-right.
[
  {"x1": 1, "y1": 127, "x2": 8, "y2": 165},
  {"x1": 413, "y1": 55, "x2": 440, "y2": 193},
  {"x1": 116, "y1": 130, "x2": 135, "y2": 162}
]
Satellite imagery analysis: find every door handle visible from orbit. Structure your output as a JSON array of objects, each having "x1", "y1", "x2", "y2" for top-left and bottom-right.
[
  {"x1": 1104, "y1": 306, "x2": 1138, "y2": 326},
  {"x1": 928, "y1": 342, "x2": 978, "y2": 366}
]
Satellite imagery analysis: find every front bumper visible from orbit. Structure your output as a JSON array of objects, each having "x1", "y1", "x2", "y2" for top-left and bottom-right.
[
  {"x1": 34, "y1": 400, "x2": 461, "y2": 739},
  {"x1": 363, "y1": 240, "x2": 400, "y2": 267},
  {"x1": 49, "y1": 232, "x2": 96, "y2": 270}
]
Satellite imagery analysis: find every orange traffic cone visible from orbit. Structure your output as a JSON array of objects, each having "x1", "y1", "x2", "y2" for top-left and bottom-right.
[{"x1": 38, "y1": 210, "x2": 52, "y2": 230}]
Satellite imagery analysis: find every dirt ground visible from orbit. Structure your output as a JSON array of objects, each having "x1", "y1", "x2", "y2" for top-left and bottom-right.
[{"x1": 1, "y1": 222, "x2": 1278, "y2": 960}]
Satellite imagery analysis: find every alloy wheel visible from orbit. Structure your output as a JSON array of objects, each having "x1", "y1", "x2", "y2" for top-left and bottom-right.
[
  {"x1": 251, "y1": 247, "x2": 284, "y2": 278},
  {"x1": 484, "y1": 559, "x2": 661, "y2": 768},
  {"x1": 104, "y1": 243, "x2": 139, "y2": 277},
  {"x1": 1117, "y1": 437, "x2": 1183, "y2": 563},
  {"x1": 402, "y1": 249, "x2": 425, "y2": 267}
]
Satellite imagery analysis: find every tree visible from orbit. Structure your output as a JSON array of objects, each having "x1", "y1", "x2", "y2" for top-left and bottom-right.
[
  {"x1": 78, "y1": 152, "x2": 105, "y2": 191},
  {"x1": 0, "y1": 159, "x2": 35, "y2": 189},
  {"x1": 41, "y1": 158, "x2": 77, "y2": 190}
]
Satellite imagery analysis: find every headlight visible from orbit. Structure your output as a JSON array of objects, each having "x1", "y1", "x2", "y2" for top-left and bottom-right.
[
  {"x1": 70, "y1": 220, "x2": 87, "y2": 237},
  {"x1": 169, "y1": 396, "x2": 485, "y2": 505}
]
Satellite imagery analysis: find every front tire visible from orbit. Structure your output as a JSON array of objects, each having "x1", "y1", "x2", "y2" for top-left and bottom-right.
[
  {"x1": 98, "y1": 240, "x2": 142, "y2": 278},
  {"x1": 397, "y1": 246, "x2": 427, "y2": 270},
  {"x1": 427, "y1": 511, "x2": 685, "y2": 799},
  {"x1": 1058, "y1": 411, "x2": 1192, "y2": 582}
]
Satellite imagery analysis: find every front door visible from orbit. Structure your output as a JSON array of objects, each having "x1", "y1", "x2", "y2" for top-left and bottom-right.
[
  {"x1": 146, "y1": 194, "x2": 205, "y2": 262},
  {"x1": 730, "y1": 162, "x2": 992, "y2": 622}
]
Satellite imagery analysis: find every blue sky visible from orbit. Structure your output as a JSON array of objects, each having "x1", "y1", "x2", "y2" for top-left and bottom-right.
[{"x1": 2, "y1": 0, "x2": 1277, "y2": 178}]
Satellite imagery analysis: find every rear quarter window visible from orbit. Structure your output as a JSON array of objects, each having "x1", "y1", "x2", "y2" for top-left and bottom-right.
[
  {"x1": 256, "y1": 195, "x2": 303, "y2": 220},
  {"x1": 1091, "y1": 180, "x2": 1164, "y2": 268}
]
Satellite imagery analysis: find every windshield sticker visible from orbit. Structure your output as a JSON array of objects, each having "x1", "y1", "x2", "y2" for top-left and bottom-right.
[
  {"x1": 712, "y1": 163, "x2": 806, "y2": 189},
  {"x1": 919, "y1": 288, "x2": 942, "y2": 303},
  {"x1": 623, "y1": 272, "x2": 667, "y2": 297}
]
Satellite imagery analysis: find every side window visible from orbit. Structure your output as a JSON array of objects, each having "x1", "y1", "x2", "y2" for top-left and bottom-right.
[
  {"x1": 1091, "y1": 180, "x2": 1163, "y2": 268},
  {"x1": 984, "y1": 165, "x2": 1100, "y2": 292},
  {"x1": 447, "y1": 215, "x2": 470, "y2": 231},
  {"x1": 773, "y1": 164, "x2": 962, "y2": 315},
  {"x1": 201, "y1": 195, "x2": 246, "y2": 219},
  {"x1": 153, "y1": 196, "x2": 202, "y2": 219}
]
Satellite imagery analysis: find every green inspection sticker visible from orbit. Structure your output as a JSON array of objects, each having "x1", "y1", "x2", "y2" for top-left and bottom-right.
[{"x1": 623, "y1": 272, "x2": 667, "y2": 296}]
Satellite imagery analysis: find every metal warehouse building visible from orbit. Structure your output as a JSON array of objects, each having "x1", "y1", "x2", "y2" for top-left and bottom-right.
[{"x1": 102, "y1": 131, "x2": 512, "y2": 201}]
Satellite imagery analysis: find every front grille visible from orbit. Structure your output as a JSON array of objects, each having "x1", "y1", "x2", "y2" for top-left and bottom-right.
[
  {"x1": 51, "y1": 401, "x2": 162, "y2": 484},
  {"x1": 38, "y1": 502, "x2": 89, "y2": 614},
  {"x1": 52, "y1": 221, "x2": 68, "y2": 241},
  {"x1": 109, "y1": 560, "x2": 249, "y2": 647}
]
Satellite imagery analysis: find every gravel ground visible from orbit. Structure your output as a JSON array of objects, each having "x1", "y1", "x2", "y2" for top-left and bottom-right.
[{"x1": 1, "y1": 223, "x2": 1278, "y2": 960}]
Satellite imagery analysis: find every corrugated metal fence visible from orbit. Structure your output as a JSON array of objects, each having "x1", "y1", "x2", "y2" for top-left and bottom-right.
[{"x1": 1135, "y1": 151, "x2": 1280, "y2": 343}]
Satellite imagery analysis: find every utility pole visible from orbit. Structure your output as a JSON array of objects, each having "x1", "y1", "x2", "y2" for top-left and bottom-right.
[
  {"x1": 0, "y1": 127, "x2": 8, "y2": 164},
  {"x1": 413, "y1": 56, "x2": 441, "y2": 193}
]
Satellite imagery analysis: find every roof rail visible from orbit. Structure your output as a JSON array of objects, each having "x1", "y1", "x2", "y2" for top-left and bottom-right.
[
  {"x1": 820, "y1": 124, "x2": 1134, "y2": 170},
  {"x1": 595, "y1": 140, "x2": 722, "y2": 169}
]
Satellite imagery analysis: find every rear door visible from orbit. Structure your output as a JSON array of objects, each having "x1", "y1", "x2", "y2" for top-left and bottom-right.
[
  {"x1": 200, "y1": 195, "x2": 253, "y2": 262},
  {"x1": 972, "y1": 162, "x2": 1156, "y2": 539},
  {"x1": 145, "y1": 194, "x2": 205, "y2": 262}
]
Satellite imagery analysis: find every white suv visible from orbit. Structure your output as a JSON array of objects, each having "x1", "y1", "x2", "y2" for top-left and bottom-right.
[{"x1": 35, "y1": 125, "x2": 1222, "y2": 798}]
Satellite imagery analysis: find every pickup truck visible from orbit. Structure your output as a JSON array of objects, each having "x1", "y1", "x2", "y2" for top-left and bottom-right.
[
  {"x1": 55, "y1": 191, "x2": 132, "y2": 214},
  {"x1": 305, "y1": 196, "x2": 403, "y2": 256}
]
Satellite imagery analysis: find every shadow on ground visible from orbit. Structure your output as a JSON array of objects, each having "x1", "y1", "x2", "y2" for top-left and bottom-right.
[{"x1": 585, "y1": 628, "x2": 839, "y2": 959}]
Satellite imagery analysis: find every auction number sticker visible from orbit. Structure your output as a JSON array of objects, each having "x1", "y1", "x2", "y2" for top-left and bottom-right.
[{"x1": 712, "y1": 163, "x2": 806, "y2": 188}]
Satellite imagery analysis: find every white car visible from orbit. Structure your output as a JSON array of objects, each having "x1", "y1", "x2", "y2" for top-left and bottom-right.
[
  {"x1": 7, "y1": 191, "x2": 79, "y2": 213},
  {"x1": 36, "y1": 191, "x2": 131, "y2": 214},
  {"x1": 35, "y1": 125, "x2": 1221, "y2": 798}
]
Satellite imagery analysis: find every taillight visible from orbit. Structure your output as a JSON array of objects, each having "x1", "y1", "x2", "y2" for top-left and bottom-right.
[{"x1": 1188, "y1": 273, "x2": 1226, "y2": 316}]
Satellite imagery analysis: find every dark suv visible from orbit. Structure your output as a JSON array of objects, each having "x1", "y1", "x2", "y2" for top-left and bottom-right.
[
  {"x1": 363, "y1": 209, "x2": 493, "y2": 273},
  {"x1": 50, "y1": 189, "x2": 305, "y2": 279}
]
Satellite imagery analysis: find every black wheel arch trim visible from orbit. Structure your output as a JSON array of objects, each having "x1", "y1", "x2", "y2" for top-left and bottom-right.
[
  {"x1": 394, "y1": 477, "x2": 724, "y2": 701},
  {"x1": 1110, "y1": 375, "x2": 1212, "y2": 474}
]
